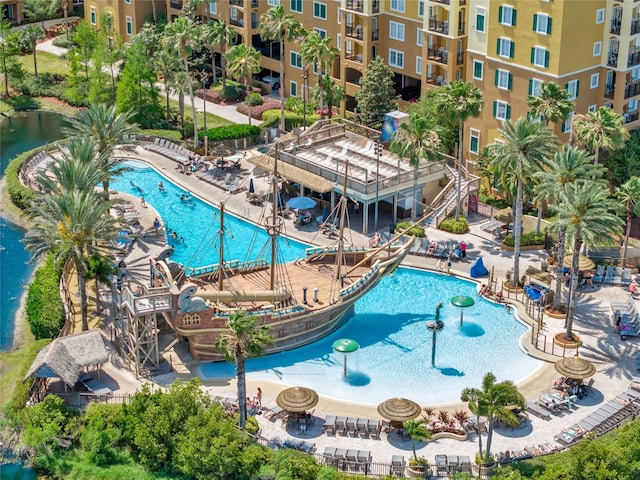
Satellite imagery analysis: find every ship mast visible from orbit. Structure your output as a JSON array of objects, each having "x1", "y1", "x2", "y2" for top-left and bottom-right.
[
  {"x1": 335, "y1": 162, "x2": 349, "y2": 281},
  {"x1": 218, "y1": 202, "x2": 225, "y2": 291},
  {"x1": 270, "y1": 142, "x2": 279, "y2": 290}
]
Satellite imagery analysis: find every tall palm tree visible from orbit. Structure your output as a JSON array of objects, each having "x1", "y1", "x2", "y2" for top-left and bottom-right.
[
  {"x1": 215, "y1": 310, "x2": 272, "y2": 429},
  {"x1": 86, "y1": 252, "x2": 117, "y2": 314},
  {"x1": 154, "y1": 48, "x2": 183, "y2": 122},
  {"x1": 555, "y1": 182, "x2": 623, "y2": 340},
  {"x1": 526, "y1": 82, "x2": 574, "y2": 127},
  {"x1": 436, "y1": 81, "x2": 484, "y2": 221},
  {"x1": 225, "y1": 44, "x2": 262, "y2": 127},
  {"x1": 300, "y1": 31, "x2": 339, "y2": 120},
  {"x1": 260, "y1": 6, "x2": 302, "y2": 130},
  {"x1": 402, "y1": 418, "x2": 431, "y2": 461},
  {"x1": 311, "y1": 74, "x2": 346, "y2": 118},
  {"x1": 461, "y1": 372, "x2": 524, "y2": 461},
  {"x1": 63, "y1": 104, "x2": 138, "y2": 200},
  {"x1": 203, "y1": 19, "x2": 238, "y2": 88},
  {"x1": 616, "y1": 176, "x2": 640, "y2": 268},
  {"x1": 24, "y1": 190, "x2": 118, "y2": 331},
  {"x1": 533, "y1": 147, "x2": 605, "y2": 312},
  {"x1": 163, "y1": 16, "x2": 202, "y2": 148},
  {"x1": 572, "y1": 107, "x2": 629, "y2": 168},
  {"x1": 488, "y1": 118, "x2": 558, "y2": 286},
  {"x1": 390, "y1": 113, "x2": 444, "y2": 221},
  {"x1": 20, "y1": 25, "x2": 45, "y2": 77}
]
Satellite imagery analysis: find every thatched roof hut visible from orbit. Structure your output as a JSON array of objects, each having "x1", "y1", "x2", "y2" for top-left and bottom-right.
[{"x1": 24, "y1": 330, "x2": 109, "y2": 387}]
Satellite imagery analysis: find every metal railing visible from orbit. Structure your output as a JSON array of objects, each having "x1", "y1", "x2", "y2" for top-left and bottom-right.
[
  {"x1": 625, "y1": 81, "x2": 640, "y2": 98},
  {"x1": 427, "y1": 47, "x2": 448, "y2": 64},
  {"x1": 428, "y1": 19, "x2": 449, "y2": 35},
  {"x1": 345, "y1": 0, "x2": 364, "y2": 12},
  {"x1": 629, "y1": 48, "x2": 640, "y2": 67}
]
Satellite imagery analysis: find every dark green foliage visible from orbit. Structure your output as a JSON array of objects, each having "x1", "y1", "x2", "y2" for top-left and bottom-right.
[
  {"x1": 7, "y1": 338, "x2": 51, "y2": 414},
  {"x1": 269, "y1": 448, "x2": 321, "y2": 480},
  {"x1": 221, "y1": 85, "x2": 240, "y2": 101},
  {"x1": 5, "y1": 149, "x2": 37, "y2": 209},
  {"x1": 605, "y1": 128, "x2": 640, "y2": 186},
  {"x1": 354, "y1": 56, "x2": 397, "y2": 126},
  {"x1": 79, "y1": 403, "x2": 124, "y2": 466},
  {"x1": 247, "y1": 92, "x2": 264, "y2": 106},
  {"x1": 261, "y1": 109, "x2": 319, "y2": 131},
  {"x1": 25, "y1": 252, "x2": 67, "y2": 339},
  {"x1": 203, "y1": 124, "x2": 260, "y2": 142},
  {"x1": 395, "y1": 221, "x2": 426, "y2": 237},
  {"x1": 22, "y1": 394, "x2": 71, "y2": 453},
  {"x1": 503, "y1": 231, "x2": 545, "y2": 247},
  {"x1": 52, "y1": 35, "x2": 75, "y2": 48},
  {"x1": 13, "y1": 73, "x2": 67, "y2": 98},
  {"x1": 439, "y1": 217, "x2": 470, "y2": 234}
]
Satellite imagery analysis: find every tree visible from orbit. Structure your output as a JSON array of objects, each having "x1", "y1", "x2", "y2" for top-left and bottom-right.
[
  {"x1": 94, "y1": 13, "x2": 125, "y2": 96},
  {"x1": 555, "y1": 181, "x2": 622, "y2": 340},
  {"x1": 606, "y1": 129, "x2": 640, "y2": 186},
  {"x1": 572, "y1": 107, "x2": 629, "y2": 169},
  {"x1": 0, "y1": 12, "x2": 24, "y2": 96},
  {"x1": 616, "y1": 176, "x2": 640, "y2": 268},
  {"x1": 526, "y1": 82, "x2": 574, "y2": 127},
  {"x1": 488, "y1": 118, "x2": 558, "y2": 287},
  {"x1": 403, "y1": 418, "x2": 431, "y2": 461},
  {"x1": 311, "y1": 74, "x2": 345, "y2": 118},
  {"x1": 65, "y1": 20, "x2": 98, "y2": 103},
  {"x1": 354, "y1": 56, "x2": 397, "y2": 126},
  {"x1": 86, "y1": 252, "x2": 117, "y2": 315},
  {"x1": 225, "y1": 44, "x2": 262, "y2": 127},
  {"x1": 22, "y1": 0, "x2": 59, "y2": 29},
  {"x1": 63, "y1": 103, "x2": 139, "y2": 200},
  {"x1": 390, "y1": 113, "x2": 444, "y2": 220},
  {"x1": 154, "y1": 48, "x2": 183, "y2": 122},
  {"x1": 300, "y1": 31, "x2": 338, "y2": 120},
  {"x1": 461, "y1": 372, "x2": 524, "y2": 461},
  {"x1": 203, "y1": 19, "x2": 237, "y2": 88},
  {"x1": 215, "y1": 311, "x2": 272, "y2": 429},
  {"x1": 163, "y1": 16, "x2": 202, "y2": 148},
  {"x1": 533, "y1": 146, "x2": 605, "y2": 312},
  {"x1": 22, "y1": 394, "x2": 69, "y2": 456},
  {"x1": 436, "y1": 80, "x2": 484, "y2": 221},
  {"x1": 260, "y1": 6, "x2": 302, "y2": 129},
  {"x1": 19, "y1": 25, "x2": 45, "y2": 77}
]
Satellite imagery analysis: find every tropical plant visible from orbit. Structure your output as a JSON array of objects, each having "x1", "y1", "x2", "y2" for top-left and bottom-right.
[
  {"x1": 354, "y1": 56, "x2": 397, "y2": 126},
  {"x1": 554, "y1": 181, "x2": 623, "y2": 340},
  {"x1": 204, "y1": 19, "x2": 238, "y2": 88},
  {"x1": 436, "y1": 80, "x2": 484, "y2": 221},
  {"x1": 300, "y1": 31, "x2": 339, "y2": 120},
  {"x1": 260, "y1": 5, "x2": 302, "y2": 129},
  {"x1": 0, "y1": 12, "x2": 23, "y2": 96},
  {"x1": 225, "y1": 44, "x2": 262, "y2": 127},
  {"x1": 526, "y1": 82, "x2": 574, "y2": 127},
  {"x1": 86, "y1": 253, "x2": 116, "y2": 315},
  {"x1": 572, "y1": 107, "x2": 629, "y2": 168},
  {"x1": 18, "y1": 25, "x2": 45, "y2": 77},
  {"x1": 616, "y1": 176, "x2": 640, "y2": 267},
  {"x1": 403, "y1": 418, "x2": 431, "y2": 461},
  {"x1": 215, "y1": 310, "x2": 272, "y2": 429},
  {"x1": 153, "y1": 47, "x2": 182, "y2": 121},
  {"x1": 461, "y1": 372, "x2": 524, "y2": 461},
  {"x1": 311, "y1": 75, "x2": 345, "y2": 118},
  {"x1": 390, "y1": 113, "x2": 444, "y2": 220},
  {"x1": 488, "y1": 118, "x2": 558, "y2": 286},
  {"x1": 22, "y1": 0, "x2": 60, "y2": 28},
  {"x1": 533, "y1": 146, "x2": 605, "y2": 311}
]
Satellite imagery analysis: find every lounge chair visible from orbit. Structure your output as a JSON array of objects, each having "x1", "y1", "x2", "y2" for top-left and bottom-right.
[
  {"x1": 526, "y1": 401, "x2": 552, "y2": 420},
  {"x1": 322, "y1": 415, "x2": 336, "y2": 434},
  {"x1": 77, "y1": 373, "x2": 112, "y2": 399},
  {"x1": 390, "y1": 455, "x2": 405, "y2": 476},
  {"x1": 367, "y1": 419, "x2": 382, "y2": 439},
  {"x1": 622, "y1": 268, "x2": 632, "y2": 285},
  {"x1": 356, "y1": 418, "x2": 368, "y2": 437},
  {"x1": 593, "y1": 265, "x2": 605, "y2": 284},
  {"x1": 298, "y1": 440, "x2": 316, "y2": 453},
  {"x1": 613, "y1": 267, "x2": 624, "y2": 285},
  {"x1": 435, "y1": 454, "x2": 448, "y2": 473},
  {"x1": 605, "y1": 265, "x2": 615, "y2": 283},
  {"x1": 345, "y1": 417, "x2": 357, "y2": 436},
  {"x1": 335, "y1": 416, "x2": 347, "y2": 435}
]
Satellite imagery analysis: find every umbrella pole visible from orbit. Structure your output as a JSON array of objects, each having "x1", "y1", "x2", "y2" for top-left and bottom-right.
[
  {"x1": 343, "y1": 354, "x2": 347, "y2": 376},
  {"x1": 431, "y1": 331, "x2": 437, "y2": 366},
  {"x1": 460, "y1": 310, "x2": 463, "y2": 325}
]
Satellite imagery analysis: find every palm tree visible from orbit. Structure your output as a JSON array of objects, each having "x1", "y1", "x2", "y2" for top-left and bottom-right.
[
  {"x1": 154, "y1": 48, "x2": 183, "y2": 121},
  {"x1": 402, "y1": 418, "x2": 431, "y2": 461},
  {"x1": 86, "y1": 252, "x2": 117, "y2": 314},
  {"x1": 215, "y1": 310, "x2": 272, "y2": 429},
  {"x1": 300, "y1": 31, "x2": 339, "y2": 120},
  {"x1": 572, "y1": 107, "x2": 629, "y2": 168},
  {"x1": 20, "y1": 25, "x2": 45, "y2": 77},
  {"x1": 63, "y1": 104, "x2": 139, "y2": 200},
  {"x1": 260, "y1": 6, "x2": 302, "y2": 130},
  {"x1": 225, "y1": 44, "x2": 262, "y2": 127},
  {"x1": 555, "y1": 182, "x2": 623, "y2": 340},
  {"x1": 203, "y1": 19, "x2": 238, "y2": 88},
  {"x1": 526, "y1": 82, "x2": 574, "y2": 127},
  {"x1": 311, "y1": 75, "x2": 345, "y2": 118},
  {"x1": 163, "y1": 16, "x2": 202, "y2": 148},
  {"x1": 616, "y1": 176, "x2": 640, "y2": 268},
  {"x1": 436, "y1": 81, "x2": 484, "y2": 221},
  {"x1": 390, "y1": 113, "x2": 444, "y2": 221},
  {"x1": 461, "y1": 372, "x2": 524, "y2": 461},
  {"x1": 533, "y1": 147, "x2": 605, "y2": 312},
  {"x1": 24, "y1": 190, "x2": 118, "y2": 331},
  {"x1": 488, "y1": 118, "x2": 558, "y2": 286}
]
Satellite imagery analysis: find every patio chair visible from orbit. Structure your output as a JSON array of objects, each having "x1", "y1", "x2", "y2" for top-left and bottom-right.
[
  {"x1": 298, "y1": 440, "x2": 315, "y2": 453},
  {"x1": 605, "y1": 265, "x2": 615, "y2": 284},
  {"x1": 322, "y1": 415, "x2": 336, "y2": 434},
  {"x1": 593, "y1": 265, "x2": 605, "y2": 284},
  {"x1": 613, "y1": 267, "x2": 624, "y2": 285},
  {"x1": 335, "y1": 416, "x2": 347, "y2": 435},
  {"x1": 345, "y1": 417, "x2": 357, "y2": 436},
  {"x1": 356, "y1": 418, "x2": 368, "y2": 437},
  {"x1": 435, "y1": 454, "x2": 448, "y2": 474},
  {"x1": 622, "y1": 268, "x2": 632, "y2": 285},
  {"x1": 390, "y1": 455, "x2": 405, "y2": 477},
  {"x1": 323, "y1": 447, "x2": 337, "y2": 465},
  {"x1": 367, "y1": 419, "x2": 382, "y2": 439}
]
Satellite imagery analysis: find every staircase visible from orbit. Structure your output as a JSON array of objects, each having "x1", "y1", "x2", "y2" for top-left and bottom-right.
[{"x1": 425, "y1": 163, "x2": 480, "y2": 227}]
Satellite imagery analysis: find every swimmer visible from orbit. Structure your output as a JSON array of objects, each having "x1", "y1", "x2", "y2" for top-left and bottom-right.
[
  {"x1": 179, "y1": 237, "x2": 185, "y2": 243},
  {"x1": 153, "y1": 218, "x2": 160, "y2": 232},
  {"x1": 158, "y1": 181, "x2": 165, "y2": 192},
  {"x1": 171, "y1": 232, "x2": 178, "y2": 239}
]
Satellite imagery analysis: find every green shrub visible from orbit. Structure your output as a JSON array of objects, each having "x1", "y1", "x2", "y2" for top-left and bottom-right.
[
  {"x1": 439, "y1": 217, "x2": 469, "y2": 234},
  {"x1": 503, "y1": 231, "x2": 545, "y2": 247},
  {"x1": 13, "y1": 74, "x2": 67, "y2": 100},
  {"x1": 395, "y1": 221, "x2": 426, "y2": 238},
  {"x1": 51, "y1": 36, "x2": 74, "y2": 48},
  {"x1": 261, "y1": 109, "x2": 320, "y2": 131},
  {"x1": 5, "y1": 148, "x2": 38, "y2": 210},
  {"x1": 203, "y1": 124, "x2": 260, "y2": 142},
  {"x1": 220, "y1": 85, "x2": 239, "y2": 101},
  {"x1": 247, "y1": 92, "x2": 264, "y2": 106},
  {"x1": 25, "y1": 252, "x2": 67, "y2": 340}
]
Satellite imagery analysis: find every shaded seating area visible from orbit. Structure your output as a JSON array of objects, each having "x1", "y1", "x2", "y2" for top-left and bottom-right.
[
  {"x1": 76, "y1": 373, "x2": 112, "y2": 399},
  {"x1": 322, "y1": 447, "x2": 372, "y2": 473}
]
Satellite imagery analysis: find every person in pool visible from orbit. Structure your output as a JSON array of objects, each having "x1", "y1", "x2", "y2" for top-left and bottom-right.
[
  {"x1": 158, "y1": 181, "x2": 165, "y2": 192},
  {"x1": 171, "y1": 231, "x2": 178, "y2": 240}
]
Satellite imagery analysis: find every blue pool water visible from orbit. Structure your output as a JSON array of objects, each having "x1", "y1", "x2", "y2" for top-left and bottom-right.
[{"x1": 111, "y1": 161, "x2": 308, "y2": 268}]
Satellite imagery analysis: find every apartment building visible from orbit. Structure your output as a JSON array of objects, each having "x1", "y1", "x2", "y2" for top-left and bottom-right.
[
  {"x1": 85, "y1": 0, "x2": 155, "y2": 40},
  {"x1": 1, "y1": 0, "x2": 24, "y2": 23}
]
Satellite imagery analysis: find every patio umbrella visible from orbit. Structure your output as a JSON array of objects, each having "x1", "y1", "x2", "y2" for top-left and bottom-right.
[
  {"x1": 554, "y1": 357, "x2": 596, "y2": 380},
  {"x1": 333, "y1": 338, "x2": 359, "y2": 376},
  {"x1": 494, "y1": 207, "x2": 513, "y2": 224},
  {"x1": 287, "y1": 196, "x2": 317, "y2": 210},
  {"x1": 563, "y1": 254, "x2": 595, "y2": 271},
  {"x1": 210, "y1": 143, "x2": 235, "y2": 157},
  {"x1": 249, "y1": 178, "x2": 255, "y2": 194},
  {"x1": 377, "y1": 398, "x2": 421, "y2": 423},
  {"x1": 276, "y1": 386, "x2": 319, "y2": 413}
]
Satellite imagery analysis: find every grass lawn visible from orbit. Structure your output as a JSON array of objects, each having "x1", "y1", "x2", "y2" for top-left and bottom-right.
[
  {"x1": 168, "y1": 98, "x2": 234, "y2": 128},
  {"x1": 18, "y1": 51, "x2": 69, "y2": 76},
  {"x1": 0, "y1": 326, "x2": 34, "y2": 409}
]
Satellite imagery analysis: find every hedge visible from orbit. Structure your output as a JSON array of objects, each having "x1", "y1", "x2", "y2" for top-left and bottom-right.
[
  {"x1": 25, "y1": 252, "x2": 67, "y2": 340},
  {"x1": 396, "y1": 221, "x2": 426, "y2": 237},
  {"x1": 5, "y1": 147, "x2": 39, "y2": 210},
  {"x1": 503, "y1": 231, "x2": 545, "y2": 247},
  {"x1": 261, "y1": 109, "x2": 320, "y2": 131},
  {"x1": 141, "y1": 129, "x2": 182, "y2": 141},
  {"x1": 8, "y1": 338, "x2": 52, "y2": 414},
  {"x1": 439, "y1": 217, "x2": 469, "y2": 234},
  {"x1": 201, "y1": 124, "x2": 261, "y2": 142}
]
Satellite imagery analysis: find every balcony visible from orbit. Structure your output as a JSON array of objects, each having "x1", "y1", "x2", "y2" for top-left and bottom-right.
[
  {"x1": 628, "y1": 47, "x2": 640, "y2": 67},
  {"x1": 345, "y1": 52, "x2": 364, "y2": 64},
  {"x1": 623, "y1": 110, "x2": 639, "y2": 123},
  {"x1": 458, "y1": 21, "x2": 465, "y2": 35},
  {"x1": 431, "y1": 0, "x2": 450, "y2": 5},
  {"x1": 605, "y1": 85, "x2": 616, "y2": 99},
  {"x1": 456, "y1": 52, "x2": 464, "y2": 65},
  {"x1": 427, "y1": 47, "x2": 448, "y2": 64},
  {"x1": 170, "y1": 0, "x2": 183, "y2": 9},
  {"x1": 345, "y1": 25, "x2": 363, "y2": 40},
  {"x1": 459, "y1": 0, "x2": 466, "y2": 5},
  {"x1": 230, "y1": 0, "x2": 243, "y2": 7},
  {"x1": 346, "y1": 0, "x2": 364, "y2": 12},
  {"x1": 428, "y1": 19, "x2": 449, "y2": 35},
  {"x1": 371, "y1": 28, "x2": 379, "y2": 40},
  {"x1": 372, "y1": 0, "x2": 379, "y2": 13},
  {"x1": 229, "y1": 17, "x2": 245, "y2": 27},
  {"x1": 611, "y1": 19, "x2": 622, "y2": 35},
  {"x1": 632, "y1": 19, "x2": 640, "y2": 35},
  {"x1": 608, "y1": 51, "x2": 619, "y2": 67},
  {"x1": 625, "y1": 81, "x2": 640, "y2": 98},
  {"x1": 251, "y1": 0, "x2": 258, "y2": 6}
]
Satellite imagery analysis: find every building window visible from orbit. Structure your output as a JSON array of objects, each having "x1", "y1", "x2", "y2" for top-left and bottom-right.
[
  {"x1": 497, "y1": 37, "x2": 514, "y2": 58},
  {"x1": 469, "y1": 129, "x2": 480, "y2": 154},
  {"x1": 126, "y1": 16, "x2": 132, "y2": 35},
  {"x1": 587, "y1": 104, "x2": 597, "y2": 113},
  {"x1": 562, "y1": 112, "x2": 575, "y2": 133},
  {"x1": 416, "y1": 56, "x2": 423, "y2": 74},
  {"x1": 566, "y1": 79, "x2": 579, "y2": 100},
  {"x1": 593, "y1": 41, "x2": 602, "y2": 57},
  {"x1": 290, "y1": 81, "x2": 298, "y2": 97},
  {"x1": 590, "y1": 73, "x2": 599, "y2": 89},
  {"x1": 336, "y1": 34, "x2": 341, "y2": 50},
  {"x1": 90, "y1": 6, "x2": 96, "y2": 25},
  {"x1": 531, "y1": 46, "x2": 549, "y2": 67},
  {"x1": 290, "y1": 51, "x2": 303, "y2": 69},
  {"x1": 417, "y1": 28, "x2": 423, "y2": 46},
  {"x1": 314, "y1": 28, "x2": 327, "y2": 38},
  {"x1": 533, "y1": 13, "x2": 551, "y2": 35},
  {"x1": 493, "y1": 101, "x2": 510, "y2": 121},
  {"x1": 418, "y1": 0, "x2": 424, "y2": 18},
  {"x1": 472, "y1": 60, "x2": 483, "y2": 80},
  {"x1": 629, "y1": 99, "x2": 639, "y2": 111},
  {"x1": 183, "y1": 313, "x2": 201, "y2": 326},
  {"x1": 390, "y1": 0, "x2": 405, "y2": 13},
  {"x1": 596, "y1": 8, "x2": 605, "y2": 24},
  {"x1": 389, "y1": 49, "x2": 404, "y2": 68},
  {"x1": 268, "y1": 0, "x2": 280, "y2": 5},
  {"x1": 390, "y1": 21, "x2": 405, "y2": 41},
  {"x1": 209, "y1": 1, "x2": 217, "y2": 14},
  {"x1": 313, "y1": 2, "x2": 327, "y2": 20},
  {"x1": 498, "y1": 5, "x2": 516, "y2": 26},
  {"x1": 290, "y1": 0, "x2": 302, "y2": 13},
  {"x1": 476, "y1": 7, "x2": 486, "y2": 33},
  {"x1": 529, "y1": 78, "x2": 543, "y2": 96},
  {"x1": 495, "y1": 69, "x2": 512, "y2": 90}
]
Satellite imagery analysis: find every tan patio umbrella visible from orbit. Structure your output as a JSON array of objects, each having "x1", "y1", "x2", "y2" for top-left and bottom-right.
[
  {"x1": 276, "y1": 386, "x2": 319, "y2": 413},
  {"x1": 554, "y1": 357, "x2": 596, "y2": 380},
  {"x1": 494, "y1": 207, "x2": 513, "y2": 224},
  {"x1": 563, "y1": 254, "x2": 595, "y2": 271},
  {"x1": 209, "y1": 143, "x2": 235, "y2": 157},
  {"x1": 377, "y1": 397, "x2": 421, "y2": 423}
]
